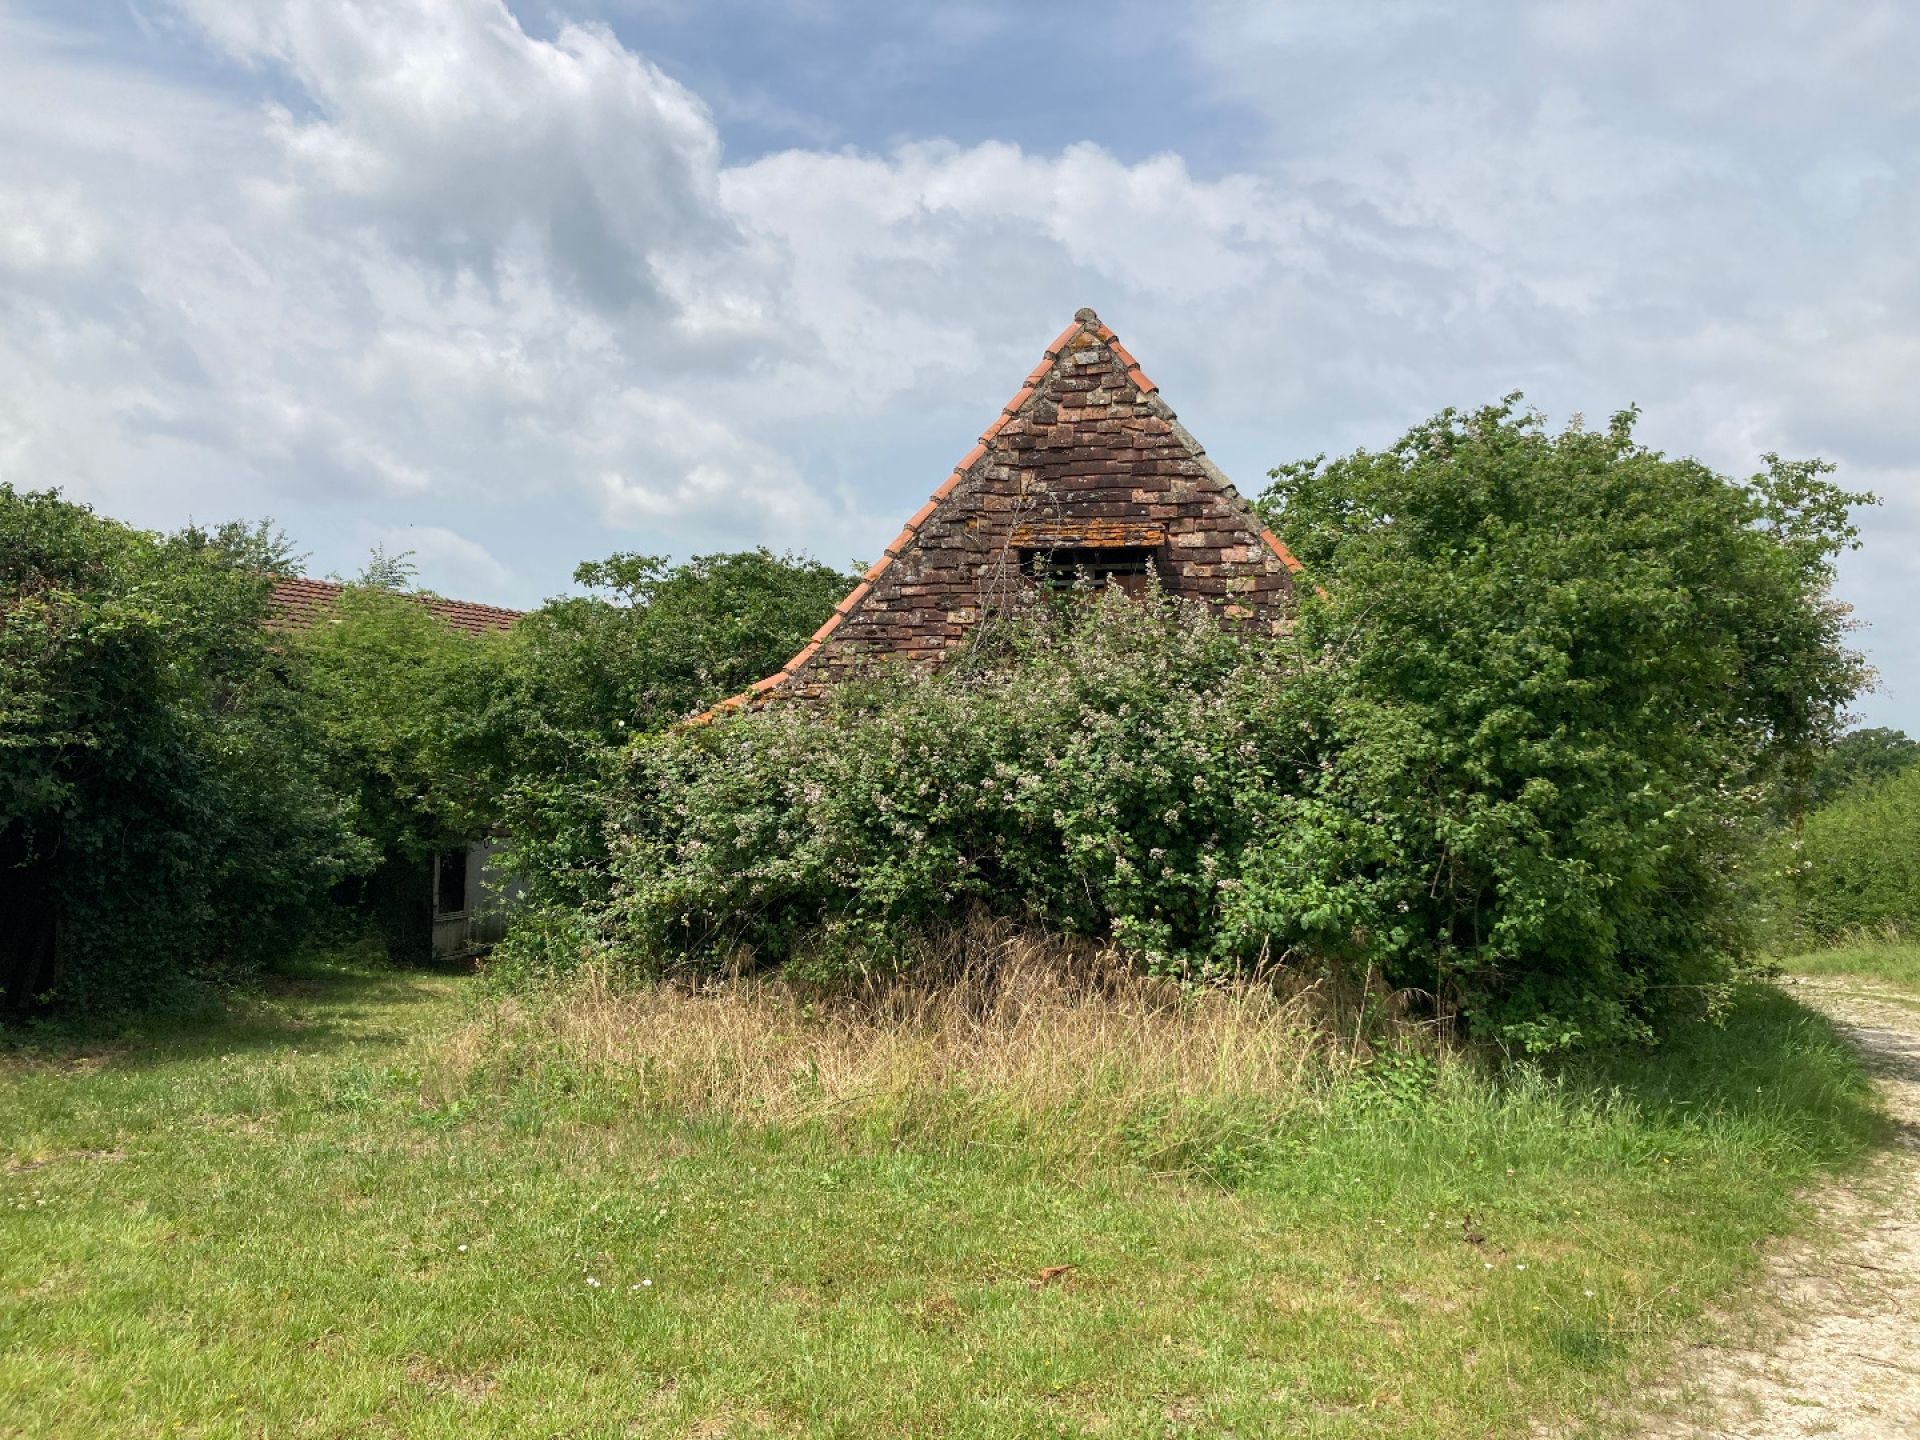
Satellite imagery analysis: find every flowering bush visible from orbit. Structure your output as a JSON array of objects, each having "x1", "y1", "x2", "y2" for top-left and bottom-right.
[
  {"x1": 599, "y1": 590, "x2": 1302, "y2": 981},
  {"x1": 579, "y1": 402, "x2": 1869, "y2": 1052}
]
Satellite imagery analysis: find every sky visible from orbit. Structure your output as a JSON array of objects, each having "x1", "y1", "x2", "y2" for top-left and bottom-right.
[{"x1": 2, "y1": 0, "x2": 1915, "y2": 729}]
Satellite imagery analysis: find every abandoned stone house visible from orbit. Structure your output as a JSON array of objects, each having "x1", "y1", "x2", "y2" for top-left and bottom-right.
[
  {"x1": 695, "y1": 307, "x2": 1305, "y2": 720},
  {"x1": 268, "y1": 577, "x2": 523, "y2": 961}
]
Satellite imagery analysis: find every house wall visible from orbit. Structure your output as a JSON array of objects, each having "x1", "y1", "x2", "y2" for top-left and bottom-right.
[
  {"x1": 430, "y1": 838, "x2": 520, "y2": 961},
  {"x1": 780, "y1": 318, "x2": 1298, "y2": 698}
]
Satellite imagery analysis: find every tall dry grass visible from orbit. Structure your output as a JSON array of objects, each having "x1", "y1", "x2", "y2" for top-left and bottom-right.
[{"x1": 432, "y1": 919, "x2": 1446, "y2": 1172}]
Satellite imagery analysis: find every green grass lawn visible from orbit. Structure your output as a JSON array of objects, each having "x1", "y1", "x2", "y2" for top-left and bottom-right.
[
  {"x1": 1780, "y1": 935, "x2": 1920, "y2": 993},
  {"x1": 0, "y1": 951, "x2": 1883, "y2": 1439}
]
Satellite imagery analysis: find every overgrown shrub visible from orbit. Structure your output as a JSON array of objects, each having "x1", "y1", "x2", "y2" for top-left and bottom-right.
[
  {"x1": 480, "y1": 550, "x2": 859, "y2": 934},
  {"x1": 1772, "y1": 763, "x2": 1920, "y2": 940},
  {"x1": 598, "y1": 590, "x2": 1301, "y2": 983},
  {"x1": 584, "y1": 402, "x2": 1867, "y2": 1051},
  {"x1": 1805, "y1": 727, "x2": 1917, "y2": 809},
  {"x1": 1, "y1": 489, "x2": 364, "y2": 1013},
  {"x1": 1253, "y1": 400, "x2": 1869, "y2": 1048},
  {"x1": 289, "y1": 584, "x2": 508, "y2": 866}
]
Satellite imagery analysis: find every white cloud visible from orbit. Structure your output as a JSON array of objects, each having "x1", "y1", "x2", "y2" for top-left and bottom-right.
[{"x1": 0, "y1": 0, "x2": 1914, "y2": 722}]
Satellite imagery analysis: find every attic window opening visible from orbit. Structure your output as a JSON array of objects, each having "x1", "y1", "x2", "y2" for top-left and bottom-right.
[{"x1": 1020, "y1": 545, "x2": 1158, "y2": 595}]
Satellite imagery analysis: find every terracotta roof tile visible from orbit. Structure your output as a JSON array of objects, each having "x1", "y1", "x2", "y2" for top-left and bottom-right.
[
  {"x1": 977, "y1": 412, "x2": 1015, "y2": 447},
  {"x1": 833, "y1": 580, "x2": 873, "y2": 616},
  {"x1": 1258, "y1": 528, "x2": 1307, "y2": 575},
  {"x1": 680, "y1": 305, "x2": 1312, "y2": 726},
  {"x1": 268, "y1": 576, "x2": 521, "y2": 636},
  {"x1": 1042, "y1": 318, "x2": 1084, "y2": 358}
]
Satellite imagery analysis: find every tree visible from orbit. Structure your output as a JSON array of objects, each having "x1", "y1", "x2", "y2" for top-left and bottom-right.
[
  {"x1": 1, "y1": 488, "x2": 363, "y2": 1013},
  {"x1": 1806, "y1": 727, "x2": 1918, "y2": 809},
  {"x1": 480, "y1": 549, "x2": 857, "y2": 973},
  {"x1": 354, "y1": 544, "x2": 419, "y2": 591},
  {"x1": 1251, "y1": 399, "x2": 1871, "y2": 1047}
]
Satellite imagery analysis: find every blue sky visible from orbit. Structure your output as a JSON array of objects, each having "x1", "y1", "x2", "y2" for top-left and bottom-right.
[{"x1": 2, "y1": 1, "x2": 1916, "y2": 729}]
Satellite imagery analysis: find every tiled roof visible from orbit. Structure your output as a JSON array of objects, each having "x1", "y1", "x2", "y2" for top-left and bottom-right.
[
  {"x1": 267, "y1": 576, "x2": 522, "y2": 636},
  {"x1": 685, "y1": 307, "x2": 1310, "y2": 727}
]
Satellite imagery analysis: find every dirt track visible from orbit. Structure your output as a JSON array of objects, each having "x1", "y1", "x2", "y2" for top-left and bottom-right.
[{"x1": 1644, "y1": 976, "x2": 1920, "y2": 1438}]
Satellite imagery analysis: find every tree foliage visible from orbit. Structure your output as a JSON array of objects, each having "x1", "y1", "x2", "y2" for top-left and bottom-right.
[
  {"x1": 288, "y1": 587, "x2": 505, "y2": 864},
  {"x1": 1805, "y1": 727, "x2": 1917, "y2": 810},
  {"x1": 1251, "y1": 400, "x2": 1869, "y2": 1047},
  {"x1": 479, "y1": 550, "x2": 858, "y2": 930},
  {"x1": 1, "y1": 505, "x2": 849, "y2": 1013},
  {"x1": 1770, "y1": 756, "x2": 1920, "y2": 942},
  {"x1": 0, "y1": 488, "x2": 363, "y2": 1012},
  {"x1": 593, "y1": 402, "x2": 1870, "y2": 1050}
]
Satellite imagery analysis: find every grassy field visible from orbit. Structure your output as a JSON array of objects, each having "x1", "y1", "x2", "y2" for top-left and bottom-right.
[
  {"x1": 1780, "y1": 935, "x2": 1920, "y2": 993},
  {"x1": 0, "y1": 946, "x2": 1884, "y2": 1439}
]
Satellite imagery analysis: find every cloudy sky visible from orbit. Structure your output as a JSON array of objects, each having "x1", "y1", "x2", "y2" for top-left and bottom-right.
[{"x1": 3, "y1": 1, "x2": 1915, "y2": 727}]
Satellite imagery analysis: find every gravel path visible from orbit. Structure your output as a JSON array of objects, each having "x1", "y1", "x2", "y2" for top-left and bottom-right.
[{"x1": 1645, "y1": 976, "x2": 1920, "y2": 1438}]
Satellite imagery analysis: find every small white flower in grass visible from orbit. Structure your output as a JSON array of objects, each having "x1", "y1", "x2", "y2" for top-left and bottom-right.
[
  {"x1": 1584, "y1": 1290, "x2": 1596, "y2": 1298},
  {"x1": 457, "y1": 1244, "x2": 467, "y2": 1253},
  {"x1": 1515, "y1": 1263, "x2": 1526, "y2": 1271},
  {"x1": 1483, "y1": 1263, "x2": 1494, "y2": 1270},
  {"x1": 642, "y1": 1278, "x2": 652, "y2": 1287},
  {"x1": 586, "y1": 1276, "x2": 600, "y2": 1288}
]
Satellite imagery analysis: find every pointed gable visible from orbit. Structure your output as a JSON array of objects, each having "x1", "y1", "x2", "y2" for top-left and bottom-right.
[{"x1": 695, "y1": 308, "x2": 1305, "y2": 720}]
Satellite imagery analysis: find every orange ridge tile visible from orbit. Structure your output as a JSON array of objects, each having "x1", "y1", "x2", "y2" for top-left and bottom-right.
[
  {"x1": 833, "y1": 580, "x2": 873, "y2": 616},
  {"x1": 862, "y1": 553, "x2": 894, "y2": 582},
  {"x1": 1042, "y1": 317, "x2": 1085, "y2": 358},
  {"x1": 1000, "y1": 384, "x2": 1037, "y2": 415},
  {"x1": 1259, "y1": 529, "x2": 1309, "y2": 576}
]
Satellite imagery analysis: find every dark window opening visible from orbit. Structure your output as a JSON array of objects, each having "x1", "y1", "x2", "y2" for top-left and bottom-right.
[
  {"x1": 434, "y1": 848, "x2": 468, "y2": 917},
  {"x1": 1019, "y1": 546, "x2": 1158, "y2": 597}
]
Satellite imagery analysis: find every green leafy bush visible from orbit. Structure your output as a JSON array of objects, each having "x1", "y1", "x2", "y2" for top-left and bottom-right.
[
  {"x1": 284, "y1": 548, "x2": 855, "y2": 963},
  {"x1": 288, "y1": 585, "x2": 507, "y2": 865},
  {"x1": 589, "y1": 401, "x2": 1867, "y2": 1051},
  {"x1": 599, "y1": 590, "x2": 1298, "y2": 983},
  {"x1": 1250, "y1": 400, "x2": 1868, "y2": 1048},
  {"x1": 479, "y1": 550, "x2": 857, "y2": 945},
  {"x1": 1773, "y1": 763, "x2": 1920, "y2": 940},
  {"x1": 1, "y1": 488, "x2": 365, "y2": 1013},
  {"x1": 1806, "y1": 727, "x2": 1917, "y2": 809}
]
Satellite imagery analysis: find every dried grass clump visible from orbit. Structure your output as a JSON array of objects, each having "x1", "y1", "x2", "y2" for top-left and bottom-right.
[{"x1": 432, "y1": 918, "x2": 1439, "y2": 1171}]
